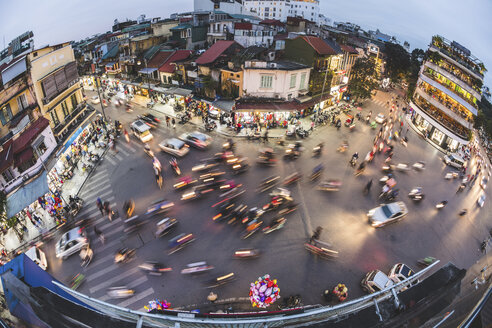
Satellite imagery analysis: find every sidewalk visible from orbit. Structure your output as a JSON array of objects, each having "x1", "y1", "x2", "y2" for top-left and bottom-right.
[{"x1": 131, "y1": 96, "x2": 335, "y2": 139}]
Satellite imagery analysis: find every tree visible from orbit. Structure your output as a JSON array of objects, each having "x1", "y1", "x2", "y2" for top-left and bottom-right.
[
  {"x1": 384, "y1": 42, "x2": 411, "y2": 83},
  {"x1": 406, "y1": 48, "x2": 425, "y2": 99},
  {"x1": 348, "y1": 57, "x2": 379, "y2": 101},
  {"x1": 309, "y1": 69, "x2": 333, "y2": 95}
]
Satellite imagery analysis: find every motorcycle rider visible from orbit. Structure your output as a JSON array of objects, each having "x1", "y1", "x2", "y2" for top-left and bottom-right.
[
  {"x1": 364, "y1": 179, "x2": 373, "y2": 194},
  {"x1": 350, "y1": 152, "x2": 359, "y2": 166}
]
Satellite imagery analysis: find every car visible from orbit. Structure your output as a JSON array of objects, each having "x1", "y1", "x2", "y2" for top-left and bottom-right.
[
  {"x1": 159, "y1": 138, "x2": 190, "y2": 157},
  {"x1": 55, "y1": 227, "x2": 88, "y2": 260},
  {"x1": 179, "y1": 131, "x2": 212, "y2": 149},
  {"x1": 138, "y1": 113, "x2": 160, "y2": 129},
  {"x1": 130, "y1": 120, "x2": 153, "y2": 143},
  {"x1": 375, "y1": 113, "x2": 385, "y2": 124},
  {"x1": 208, "y1": 109, "x2": 219, "y2": 119},
  {"x1": 90, "y1": 96, "x2": 100, "y2": 104},
  {"x1": 443, "y1": 153, "x2": 466, "y2": 169},
  {"x1": 361, "y1": 270, "x2": 395, "y2": 294},
  {"x1": 478, "y1": 193, "x2": 486, "y2": 207},
  {"x1": 480, "y1": 177, "x2": 488, "y2": 189},
  {"x1": 367, "y1": 201, "x2": 408, "y2": 228},
  {"x1": 388, "y1": 263, "x2": 418, "y2": 286}
]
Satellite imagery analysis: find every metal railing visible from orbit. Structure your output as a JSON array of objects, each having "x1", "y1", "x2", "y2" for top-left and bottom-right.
[{"x1": 53, "y1": 260, "x2": 440, "y2": 327}]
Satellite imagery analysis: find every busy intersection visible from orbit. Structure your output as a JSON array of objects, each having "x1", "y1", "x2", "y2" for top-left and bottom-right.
[{"x1": 40, "y1": 87, "x2": 491, "y2": 312}]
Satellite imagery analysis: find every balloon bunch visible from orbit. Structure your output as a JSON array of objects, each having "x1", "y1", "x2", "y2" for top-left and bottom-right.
[
  {"x1": 144, "y1": 299, "x2": 171, "y2": 312},
  {"x1": 249, "y1": 274, "x2": 280, "y2": 308}
]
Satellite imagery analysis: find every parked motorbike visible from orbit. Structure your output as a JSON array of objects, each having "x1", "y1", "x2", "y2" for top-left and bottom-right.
[{"x1": 205, "y1": 121, "x2": 217, "y2": 131}]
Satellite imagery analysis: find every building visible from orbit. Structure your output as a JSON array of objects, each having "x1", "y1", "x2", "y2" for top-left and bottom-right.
[
  {"x1": 170, "y1": 13, "x2": 209, "y2": 50},
  {"x1": 244, "y1": 0, "x2": 320, "y2": 24},
  {"x1": 28, "y1": 43, "x2": 94, "y2": 144},
  {"x1": 410, "y1": 35, "x2": 486, "y2": 152},
  {"x1": 242, "y1": 60, "x2": 310, "y2": 100},
  {"x1": 233, "y1": 22, "x2": 275, "y2": 48},
  {"x1": 158, "y1": 50, "x2": 193, "y2": 84},
  {"x1": 194, "y1": 0, "x2": 245, "y2": 15}
]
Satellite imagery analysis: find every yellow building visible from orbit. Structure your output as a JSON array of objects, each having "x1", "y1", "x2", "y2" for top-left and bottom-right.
[
  {"x1": 28, "y1": 43, "x2": 95, "y2": 143},
  {"x1": 220, "y1": 66, "x2": 243, "y2": 98}
]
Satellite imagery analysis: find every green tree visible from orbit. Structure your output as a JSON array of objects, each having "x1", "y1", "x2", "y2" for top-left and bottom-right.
[
  {"x1": 384, "y1": 42, "x2": 411, "y2": 82},
  {"x1": 406, "y1": 48, "x2": 425, "y2": 99},
  {"x1": 348, "y1": 57, "x2": 379, "y2": 101},
  {"x1": 309, "y1": 69, "x2": 333, "y2": 95}
]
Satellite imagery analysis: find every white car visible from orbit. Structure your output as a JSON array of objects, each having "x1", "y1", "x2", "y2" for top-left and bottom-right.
[
  {"x1": 478, "y1": 193, "x2": 486, "y2": 207},
  {"x1": 375, "y1": 113, "x2": 385, "y2": 124},
  {"x1": 179, "y1": 131, "x2": 212, "y2": 149},
  {"x1": 56, "y1": 227, "x2": 88, "y2": 260},
  {"x1": 208, "y1": 109, "x2": 219, "y2": 119},
  {"x1": 367, "y1": 201, "x2": 408, "y2": 228},
  {"x1": 480, "y1": 177, "x2": 488, "y2": 190},
  {"x1": 90, "y1": 96, "x2": 100, "y2": 104},
  {"x1": 388, "y1": 263, "x2": 418, "y2": 286},
  {"x1": 361, "y1": 270, "x2": 395, "y2": 293},
  {"x1": 159, "y1": 138, "x2": 190, "y2": 157}
]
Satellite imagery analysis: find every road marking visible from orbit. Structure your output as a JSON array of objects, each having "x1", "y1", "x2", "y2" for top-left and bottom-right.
[
  {"x1": 117, "y1": 147, "x2": 130, "y2": 157},
  {"x1": 116, "y1": 287, "x2": 154, "y2": 308},
  {"x1": 89, "y1": 267, "x2": 140, "y2": 293},
  {"x1": 79, "y1": 197, "x2": 114, "y2": 217},
  {"x1": 127, "y1": 276, "x2": 148, "y2": 289},
  {"x1": 84, "y1": 173, "x2": 109, "y2": 187},
  {"x1": 104, "y1": 225, "x2": 125, "y2": 237},
  {"x1": 84, "y1": 190, "x2": 114, "y2": 204},
  {"x1": 87, "y1": 264, "x2": 120, "y2": 282},
  {"x1": 84, "y1": 178, "x2": 111, "y2": 192},
  {"x1": 90, "y1": 170, "x2": 109, "y2": 181},
  {"x1": 105, "y1": 156, "x2": 117, "y2": 166},
  {"x1": 99, "y1": 220, "x2": 124, "y2": 231},
  {"x1": 120, "y1": 142, "x2": 137, "y2": 153}
]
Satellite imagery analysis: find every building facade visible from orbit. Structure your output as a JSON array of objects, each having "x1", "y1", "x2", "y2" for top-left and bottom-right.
[
  {"x1": 410, "y1": 35, "x2": 486, "y2": 152},
  {"x1": 242, "y1": 60, "x2": 310, "y2": 100},
  {"x1": 244, "y1": 0, "x2": 320, "y2": 24}
]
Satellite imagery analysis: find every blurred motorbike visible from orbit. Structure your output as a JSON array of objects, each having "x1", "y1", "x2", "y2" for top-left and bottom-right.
[
  {"x1": 263, "y1": 217, "x2": 286, "y2": 234},
  {"x1": 283, "y1": 172, "x2": 302, "y2": 186},
  {"x1": 114, "y1": 248, "x2": 136, "y2": 263},
  {"x1": 181, "y1": 261, "x2": 214, "y2": 274},
  {"x1": 138, "y1": 261, "x2": 172, "y2": 275},
  {"x1": 408, "y1": 187, "x2": 424, "y2": 201},
  {"x1": 170, "y1": 157, "x2": 181, "y2": 175},
  {"x1": 107, "y1": 286, "x2": 135, "y2": 299},
  {"x1": 233, "y1": 248, "x2": 260, "y2": 259},
  {"x1": 168, "y1": 233, "x2": 195, "y2": 254},
  {"x1": 155, "y1": 217, "x2": 178, "y2": 238}
]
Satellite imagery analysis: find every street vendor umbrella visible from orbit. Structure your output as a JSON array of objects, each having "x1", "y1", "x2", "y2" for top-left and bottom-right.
[{"x1": 249, "y1": 274, "x2": 280, "y2": 308}]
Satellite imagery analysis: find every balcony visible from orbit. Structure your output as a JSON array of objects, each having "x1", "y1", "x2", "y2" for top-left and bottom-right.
[
  {"x1": 424, "y1": 61, "x2": 481, "y2": 100},
  {"x1": 416, "y1": 87, "x2": 471, "y2": 129},
  {"x1": 55, "y1": 104, "x2": 96, "y2": 143},
  {"x1": 420, "y1": 72, "x2": 478, "y2": 115},
  {"x1": 429, "y1": 44, "x2": 483, "y2": 80},
  {"x1": 413, "y1": 94, "x2": 470, "y2": 140}
]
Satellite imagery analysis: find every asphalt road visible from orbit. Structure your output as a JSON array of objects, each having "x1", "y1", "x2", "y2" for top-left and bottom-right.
[{"x1": 41, "y1": 89, "x2": 492, "y2": 311}]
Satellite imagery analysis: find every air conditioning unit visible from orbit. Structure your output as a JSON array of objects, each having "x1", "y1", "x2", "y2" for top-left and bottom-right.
[
  {"x1": 268, "y1": 62, "x2": 277, "y2": 68},
  {"x1": 191, "y1": 62, "x2": 197, "y2": 67}
]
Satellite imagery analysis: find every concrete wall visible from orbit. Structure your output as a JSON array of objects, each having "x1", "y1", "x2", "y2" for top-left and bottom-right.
[{"x1": 243, "y1": 66, "x2": 310, "y2": 99}]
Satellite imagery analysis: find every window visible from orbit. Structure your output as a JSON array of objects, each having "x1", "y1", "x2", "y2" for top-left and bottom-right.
[
  {"x1": 0, "y1": 104, "x2": 13, "y2": 126},
  {"x1": 17, "y1": 94, "x2": 28, "y2": 111},
  {"x1": 300, "y1": 72, "x2": 306, "y2": 89},
  {"x1": 1, "y1": 168, "x2": 15, "y2": 183},
  {"x1": 61, "y1": 101, "x2": 69, "y2": 118},
  {"x1": 70, "y1": 93, "x2": 78, "y2": 109},
  {"x1": 36, "y1": 141, "x2": 47, "y2": 156},
  {"x1": 260, "y1": 75, "x2": 273, "y2": 88},
  {"x1": 290, "y1": 74, "x2": 297, "y2": 89},
  {"x1": 50, "y1": 110, "x2": 60, "y2": 126}
]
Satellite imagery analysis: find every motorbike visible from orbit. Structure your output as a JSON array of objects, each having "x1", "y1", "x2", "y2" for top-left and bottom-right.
[
  {"x1": 283, "y1": 172, "x2": 302, "y2": 186},
  {"x1": 138, "y1": 261, "x2": 172, "y2": 275},
  {"x1": 114, "y1": 248, "x2": 136, "y2": 264},
  {"x1": 445, "y1": 172, "x2": 459, "y2": 180},
  {"x1": 205, "y1": 121, "x2": 217, "y2": 132},
  {"x1": 222, "y1": 140, "x2": 235, "y2": 152},
  {"x1": 381, "y1": 164, "x2": 393, "y2": 172},
  {"x1": 70, "y1": 273, "x2": 85, "y2": 290},
  {"x1": 418, "y1": 256, "x2": 437, "y2": 267},
  {"x1": 233, "y1": 248, "x2": 260, "y2": 259},
  {"x1": 379, "y1": 174, "x2": 393, "y2": 184},
  {"x1": 262, "y1": 195, "x2": 293, "y2": 212},
  {"x1": 257, "y1": 176, "x2": 280, "y2": 193},
  {"x1": 205, "y1": 272, "x2": 235, "y2": 288},
  {"x1": 81, "y1": 162, "x2": 93, "y2": 172},
  {"x1": 305, "y1": 239, "x2": 339, "y2": 259},
  {"x1": 231, "y1": 158, "x2": 250, "y2": 174},
  {"x1": 181, "y1": 185, "x2": 214, "y2": 201},
  {"x1": 412, "y1": 161, "x2": 426, "y2": 171},
  {"x1": 257, "y1": 148, "x2": 277, "y2": 166},
  {"x1": 170, "y1": 157, "x2": 181, "y2": 175},
  {"x1": 310, "y1": 165, "x2": 324, "y2": 181},
  {"x1": 88, "y1": 153, "x2": 100, "y2": 163},
  {"x1": 181, "y1": 261, "x2": 215, "y2": 274},
  {"x1": 278, "y1": 203, "x2": 298, "y2": 216},
  {"x1": 178, "y1": 113, "x2": 190, "y2": 124},
  {"x1": 349, "y1": 157, "x2": 357, "y2": 168},
  {"x1": 241, "y1": 219, "x2": 263, "y2": 239},
  {"x1": 147, "y1": 101, "x2": 155, "y2": 109},
  {"x1": 313, "y1": 143, "x2": 323, "y2": 157},
  {"x1": 173, "y1": 176, "x2": 197, "y2": 190},
  {"x1": 219, "y1": 180, "x2": 242, "y2": 191},
  {"x1": 144, "y1": 145, "x2": 154, "y2": 158},
  {"x1": 80, "y1": 246, "x2": 93, "y2": 268},
  {"x1": 379, "y1": 188, "x2": 399, "y2": 201},
  {"x1": 155, "y1": 217, "x2": 178, "y2": 238},
  {"x1": 296, "y1": 127, "x2": 309, "y2": 138},
  {"x1": 395, "y1": 163, "x2": 410, "y2": 172},
  {"x1": 123, "y1": 199, "x2": 135, "y2": 218},
  {"x1": 107, "y1": 286, "x2": 135, "y2": 299},
  {"x1": 192, "y1": 161, "x2": 219, "y2": 172},
  {"x1": 263, "y1": 217, "x2": 286, "y2": 234},
  {"x1": 213, "y1": 201, "x2": 236, "y2": 222},
  {"x1": 408, "y1": 187, "x2": 425, "y2": 201},
  {"x1": 436, "y1": 201, "x2": 448, "y2": 209},
  {"x1": 284, "y1": 142, "x2": 303, "y2": 160},
  {"x1": 317, "y1": 179, "x2": 342, "y2": 192},
  {"x1": 146, "y1": 199, "x2": 174, "y2": 216},
  {"x1": 247, "y1": 130, "x2": 262, "y2": 140},
  {"x1": 168, "y1": 233, "x2": 195, "y2": 254}
]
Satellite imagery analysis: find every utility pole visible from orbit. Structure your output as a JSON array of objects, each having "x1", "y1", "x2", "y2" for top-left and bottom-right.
[{"x1": 94, "y1": 74, "x2": 107, "y2": 121}]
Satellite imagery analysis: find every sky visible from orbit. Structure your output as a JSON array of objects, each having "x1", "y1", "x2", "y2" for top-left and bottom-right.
[{"x1": 1, "y1": 0, "x2": 491, "y2": 86}]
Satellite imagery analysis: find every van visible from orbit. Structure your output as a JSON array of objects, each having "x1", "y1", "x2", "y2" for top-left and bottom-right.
[
  {"x1": 131, "y1": 120, "x2": 153, "y2": 143},
  {"x1": 25, "y1": 246, "x2": 48, "y2": 270},
  {"x1": 444, "y1": 153, "x2": 466, "y2": 169}
]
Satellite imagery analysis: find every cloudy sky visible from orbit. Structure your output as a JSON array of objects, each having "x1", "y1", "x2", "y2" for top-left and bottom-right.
[{"x1": 1, "y1": 0, "x2": 491, "y2": 85}]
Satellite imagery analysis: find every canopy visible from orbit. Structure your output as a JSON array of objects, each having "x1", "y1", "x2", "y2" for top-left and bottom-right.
[{"x1": 7, "y1": 171, "x2": 49, "y2": 217}]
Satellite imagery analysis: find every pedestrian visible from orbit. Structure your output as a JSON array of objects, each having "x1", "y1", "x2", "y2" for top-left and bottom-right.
[
  {"x1": 310, "y1": 121, "x2": 315, "y2": 131},
  {"x1": 263, "y1": 130, "x2": 269, "y2": 143},
  {"x1": 172, "y1": 117, "x2": 176, "y2": 128},
  {"x1": 124, "y1": 129, "x2": 130, "y2": 143},
  {"x1": 166, "y1": 116, "x2": 170, "y2": 127},
  {"x1": 96, "y1": 197, "x2": 104, "y2": 215},
  {"x1": 104, "y1": 201, "x2": 112, "y2": 221},
  {"x1": 93, "y1": 225, "x2": 105, "y2": 245},
  {"x1": 155, "y1": 166, "x2": 162, "y2": 189}
]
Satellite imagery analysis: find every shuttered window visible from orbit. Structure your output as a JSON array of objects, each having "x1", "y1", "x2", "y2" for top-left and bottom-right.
[
  {"x1": 54, "y1": 69, "x2": 68, "y2": 91},
  {"x1": 40, "y1": 61, "x2": 79, "y2": 102},
  {"x1": 41, "y1": 75, "x2": 57, "y2": 100}
]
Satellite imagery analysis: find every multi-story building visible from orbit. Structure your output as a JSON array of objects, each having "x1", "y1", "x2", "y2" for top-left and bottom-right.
[
  {"x1": 410, "y1": 35, "x2": 486, "y2": 152},
  {"x1": 234, "y1": 22, "x2": 275, "y2": 48},
  {"x1": 194, "y1": 0, "x2": 245, "y2": 15},
  {"x1": 28, "y1": 43, "x2": 94, "y2": 144},
  {"x1": 244, "y1": 0, "x2": 320, "y2": 24}
]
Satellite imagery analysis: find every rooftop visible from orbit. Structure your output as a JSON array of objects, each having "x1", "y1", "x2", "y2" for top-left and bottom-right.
[
  {"x1": 158, "y1": 50, "x2": 192, "y2": 73},
  {"x1": 244, "y1": 60, "x2": 310, "y2": 70},
  {"x1": 299, "y1": 36, "x2": 338, "y2": 56},
  {"x1": 196, "y1": 41, "x2": 241, "y2": 65}
]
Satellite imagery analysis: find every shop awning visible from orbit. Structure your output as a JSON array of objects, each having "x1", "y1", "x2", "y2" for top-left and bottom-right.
[
  {"x1": 138, "y1": 68, "x2": 158, "y2": 75},
  {"x1": 14, "y1": 147, "x2": 34, "y2": 166},
  {"x1": 7, "y1": 171, "x2": 49, "y2": 218},
  {"x1": 213, "y1": 99, "x2": 235, "y2": 112}
]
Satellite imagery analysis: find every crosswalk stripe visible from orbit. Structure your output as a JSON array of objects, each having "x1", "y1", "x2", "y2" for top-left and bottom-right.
[
  {"x1": 105, "y1": 156, "x2": 117, "y2": 166},
  {"x1": 91, "y1": 170, "x2": 109, "y2": 181},
  {"x1": 127, "y1": 276, "x2": 148, "y2": 289},
  {"x1": 120, "y1": 142, "x2": 137, "y2": 153},
  {"x1": 87, "y1": 263, "x2": 120, "y2": 282},
  {"x1": 84, "y1": 190, "x2": 114, "y2": 204},
  {"x1": 80, "y1": 187, "x2": 112, "y2": 201},
  {"x1": 117, "y1": 147, "x2": 130, "y2": 157},
  {"x1": 114, "y1": 153, "x2": 124, "y2": 161},
  {"x1": 86, "y1": 239, "x2": 125, "y2": 269},
  {"x1": 99, "y1": 220, "x2": 125, "y2": 231},
  {"x1": 89, "y1": 267, "x2": 140, "y2": 293},
  {"x1": 79, "y1": 199, "x2": 115, "y2": 219},
  {"x1": 84, "y1": 172, "x2": 108, "y2": 187},
  {"x1": 104, "y1": 225, "x2": 124, "y2": 237},
  {"x1": 116, "y1": 287, "x2": 154, "y2": 308},
  {"x1": 84, "y1": 178, "x2": 111, "y2": 192}
]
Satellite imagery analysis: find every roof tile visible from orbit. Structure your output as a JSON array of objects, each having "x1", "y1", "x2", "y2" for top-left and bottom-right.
[{"x1": 196, "y1": 41, "x2": 240, "y2": 65}]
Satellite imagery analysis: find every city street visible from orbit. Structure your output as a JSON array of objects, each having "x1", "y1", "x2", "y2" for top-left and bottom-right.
[{"x1": 41, "y1": 89, "x2": 492, "y2": 312}]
